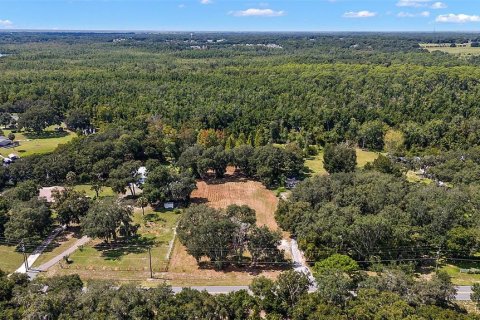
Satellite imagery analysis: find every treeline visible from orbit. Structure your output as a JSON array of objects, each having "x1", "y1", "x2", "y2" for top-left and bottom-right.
[
  {"x1": 276, "y1": 170, "x2": 480, "y2": 262},
  {"x1": 1, "y1": 33, "x2": 480, "y2": 155},
  {"x1": 178, "y1": 204, "x2": 284, "y2": 269},
  {"x1": 1, "y1": 268, "x2": 479, "y2": 319},
  {"x1": 0, "y1": 180, "x2": 140, "y2": 244}
]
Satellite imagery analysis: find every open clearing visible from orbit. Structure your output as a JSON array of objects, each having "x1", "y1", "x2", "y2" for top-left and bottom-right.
[
  {"x1": 46, "y1": 208, "x2": 179, "y2": 280},
  {"x1": 0, "y1": 128, "x2": 76, "y2": 157},
  {"x1": 420, "y1": 43, "x2": 480, "y2": 56},
  {"x1": 73, "y1": 184, "x2": 116, "y2": 198},
  {"x1": 441, "y1": 263, "x2": 480, "y2": 286},
  {"x1": 305, "y1": 148, "x2": 380, "y2": 175},
  {"x1": 167, "y1": 167, "x2": 285, "y2": 286},
  {"x1": 0, "y1": 245, "x2": 24, "y2": 273}
]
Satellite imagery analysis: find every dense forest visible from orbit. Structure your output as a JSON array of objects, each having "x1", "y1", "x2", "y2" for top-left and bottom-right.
[{"x1": 1, "y1": 31, "x2": 480, "y2": 319}]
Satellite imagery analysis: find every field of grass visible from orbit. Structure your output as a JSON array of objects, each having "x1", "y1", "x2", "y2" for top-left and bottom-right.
[
  {"x1": 0, "y1": 128, "x2": 76, "y2": 157},
  {"x1": 405, "y1": 170, "x2": 433, "y2": 185},
  {"x1": 73, "y1": 184, "x2": 116, "y2": 198},
  {"x1": 441, "y1": 262, "x2": 480, "y2": 285},
  {"x1": 0, "y1": 245, "x2": 24, "y2": 273},
  {"x1": 305, "y1": 148, "x2": 380, "y2": 175},
  {"x1": 47, "y1": 207, "x2": 179, "y2": 280},
  {"x1": 420, "y1": 43, "x2": 480, "y2": 56}
]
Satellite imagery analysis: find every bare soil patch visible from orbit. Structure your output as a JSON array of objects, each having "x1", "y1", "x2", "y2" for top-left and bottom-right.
[
  {"x1": 190, "y1": 167, "x2": 279, "y2": 230},
  {"x1": 167, "y1": 167, "x2": 285, "y2": 285}
]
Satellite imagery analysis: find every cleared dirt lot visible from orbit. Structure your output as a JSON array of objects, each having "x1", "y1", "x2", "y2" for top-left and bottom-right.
[
  {"x1": 190, "y1": 169, "x2": 279, "y2": 230},
  {"x1": 167, "y1": 167, "x2": 285, "y2": 285}
]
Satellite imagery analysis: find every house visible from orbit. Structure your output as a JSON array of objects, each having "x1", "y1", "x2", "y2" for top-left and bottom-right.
[
  {"x1": 286, "y1": 178, "x2": 300, "y2": 189},
  {"x1": 0, "y1": 136, "x2": 13, "y2": 147},
  {"x1": 137, "y1": 166, "x2": 147, "y2": 185},
  {"x1": 164, "y1": 202, "x2": 175, "y2": 210}
]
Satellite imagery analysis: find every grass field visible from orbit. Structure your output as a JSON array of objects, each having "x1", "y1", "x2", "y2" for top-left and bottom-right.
[
  {"x1": 305, "y1": 148, "x2": 380, "y2": 175},
  {"x1": 73, "y1": 184, "x2": 116, "y2": 198},
  {"x1": 0, "y1": 245, "x2": 24, "y2": 273},
  {"x1": 46, "y1": 207, "x2": 179, "y2": 280},
  {"x1": 0, "y1": 128, "x2": 76, "y2": 157},
  {"x1": 420, "y1": 43, "x2": 480, "y2": 56},
  {"x1": 441, "y1": 262, "x2": 480, "y2": 285}
]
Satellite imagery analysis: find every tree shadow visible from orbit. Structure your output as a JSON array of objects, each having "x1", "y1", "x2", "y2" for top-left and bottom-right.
[
  {"x1": 198, "y1": 260, "x2": 291, "y2": 274},
  {"x1": 40, "y1": 226, "x2": 82, "y2": 254},
  {"x1": 24, "y1": 131, "x2": 69, "y2": 140},
  {"x1": 94, "y1": 237, "x2": 156, "y2": 261}
]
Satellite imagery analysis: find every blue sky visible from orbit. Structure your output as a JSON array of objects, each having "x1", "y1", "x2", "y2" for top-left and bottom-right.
[{"x1": 0, "y1": 0, "x2": 479, "y2": 31}]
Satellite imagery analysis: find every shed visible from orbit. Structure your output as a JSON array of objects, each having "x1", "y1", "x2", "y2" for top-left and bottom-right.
[
  {"x1": 0, "y1": 136, "x2": 12, "y2": 147},
  {"x1": 164, "y1": 202, "x2": 175, "y2": 209},
  {"x1": 286, "y1": 178, "x2": 300, "y2": 189}
]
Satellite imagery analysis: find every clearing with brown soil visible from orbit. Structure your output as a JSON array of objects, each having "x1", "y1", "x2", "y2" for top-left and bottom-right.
[{"x1": 167, "y1": 167, "x2": 286, "y2": 285}]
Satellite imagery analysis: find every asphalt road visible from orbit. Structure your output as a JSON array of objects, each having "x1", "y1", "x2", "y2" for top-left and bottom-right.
[{"x1": 171, "y1": 285, "x2": 474, "y2": 301}]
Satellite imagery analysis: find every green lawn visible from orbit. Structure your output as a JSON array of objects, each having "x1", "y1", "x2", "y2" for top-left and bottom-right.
[
  {"x1": 73, "y1": 184, "x2": 116, "y2": 198},
  {"x1": 405, "y1": 170, "x2": 433, "y2": 185},
  {"x1": 305, "y1": 148, "x2": 380, "y2": 175},
  {"x1": 53, "y1": 207, "x2": 180, "y2": 279},
  {"x1": 0, "y1": 128, "x2": 76, "y2": 157},
  {"x1": 441, "y1": 262, "x2": 480, "y2": 285},
  {"x1": 0, "y1": 245, "x2": 24, "y2": 273}
]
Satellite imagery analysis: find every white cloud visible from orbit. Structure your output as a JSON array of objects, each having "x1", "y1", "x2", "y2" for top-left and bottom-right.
[
  {"x1": 397, "y1": 11, "x2": 430, "y2": 17},
  {"x1": 342, "y1": 11, "x2": 377, "y2": 18},
  {"x1": 230, "y1": 8, "x2": 286, "y2": 17},
  {"x1": 178, "y1": 4, "x2": 186, "y2": 8},
  {"x1": 200, "y1": 0, "x2": 212, "y2": 4},
  {"x1": 397, "y1": 0, "x2": 446, "y2": 9},
  {"x1": 431, "y1": 2, "x2": 447, "y2": 9},
  {"x1": 436, "y1": 13, "x2": 480, "y2": 23},
  {"x1": 0, "y1": 19, "x2": 12, "y2": 27},
  {"x1": 397, "y1": 0, "x2": 431, "y2": 8}
]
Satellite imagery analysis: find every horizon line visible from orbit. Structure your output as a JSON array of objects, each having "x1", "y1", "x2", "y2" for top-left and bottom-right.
[{"x1": 0, "y1": 29, "x2": 479, "y2": 34}]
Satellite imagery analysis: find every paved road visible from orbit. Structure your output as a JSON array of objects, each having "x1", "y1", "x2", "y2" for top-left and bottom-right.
[
  {"x1": 14, "y1": 226, "x2": 65, "y2": 274},
  {"x1": 28, "y1": 236, "x2": 91, "y2": 279},
  {"x1": 170, "y1": 285, "x2": 473, "y2": 300},
  {"x1": 456, "y1": 286, "x2": 473, "y2": 301}
]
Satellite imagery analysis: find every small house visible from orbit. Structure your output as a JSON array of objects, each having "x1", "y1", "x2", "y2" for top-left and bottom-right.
[
  {"x1": 137, "y1": 166, "x2": 147, "y2": 185},
  {"x1": 286, "y1": 178, "x2": 300, "y2": 189},
  {"x1": 164, "y1": 202, "x2": 175, "y2": 210},
  {"x1": 0, "y1": 136, "x2": 13, "y2": 147}
]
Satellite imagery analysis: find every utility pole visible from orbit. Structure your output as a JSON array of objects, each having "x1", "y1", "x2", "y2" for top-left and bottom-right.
[
  {"x1": 148, "y1": 247, "x2": 153, "y2": 279},
  {"x1": 435, "y1": 247, "x2": 441, "y2": 272},
  {"x1": 21, "y1": 240, "x2": 29, "y2": 271}
]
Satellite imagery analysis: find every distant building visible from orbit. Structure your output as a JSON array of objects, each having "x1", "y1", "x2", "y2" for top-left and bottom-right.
[
  {"x1": 0, "y1": 136, "x2": 13, "y2": 147},
  {"x1": 164, "y1": 202, "x2": 175, "y2": 209},
  {"x1": 137, "y1": 166, "x2": 147, "y2": 185},
  {"x1": 286, "y1": 178, "x2": 300, "y2": 189}
]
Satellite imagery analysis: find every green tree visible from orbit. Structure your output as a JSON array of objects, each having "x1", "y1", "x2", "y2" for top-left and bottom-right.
[
  {"x1": 65, "y1": 109, "x2": 91, "y2": 131},
  {"x1": 81, "y1": 199, "x2": 136, "y2": 242},
  {"x1": 4, "y1": 200, "x2": 52, "y2": 241},
  {"x1": 17, "y1": 101, "x2": 61, "y2": 133},
  {"x1": 52, "y1": 188, "x2": 90, "y2": 227},
  {"x1": 471, "y1": 283, "x2": 480, "y2": 309},
  {"x1": 248, "y1": 226, "x2": 283, "y2": 266},
  {"x1": 137, "y1": 196, "x2": 149, "y2": 215},
  {"x1": 323, "y1": 144, "x2": 357, "y2": 174}
]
